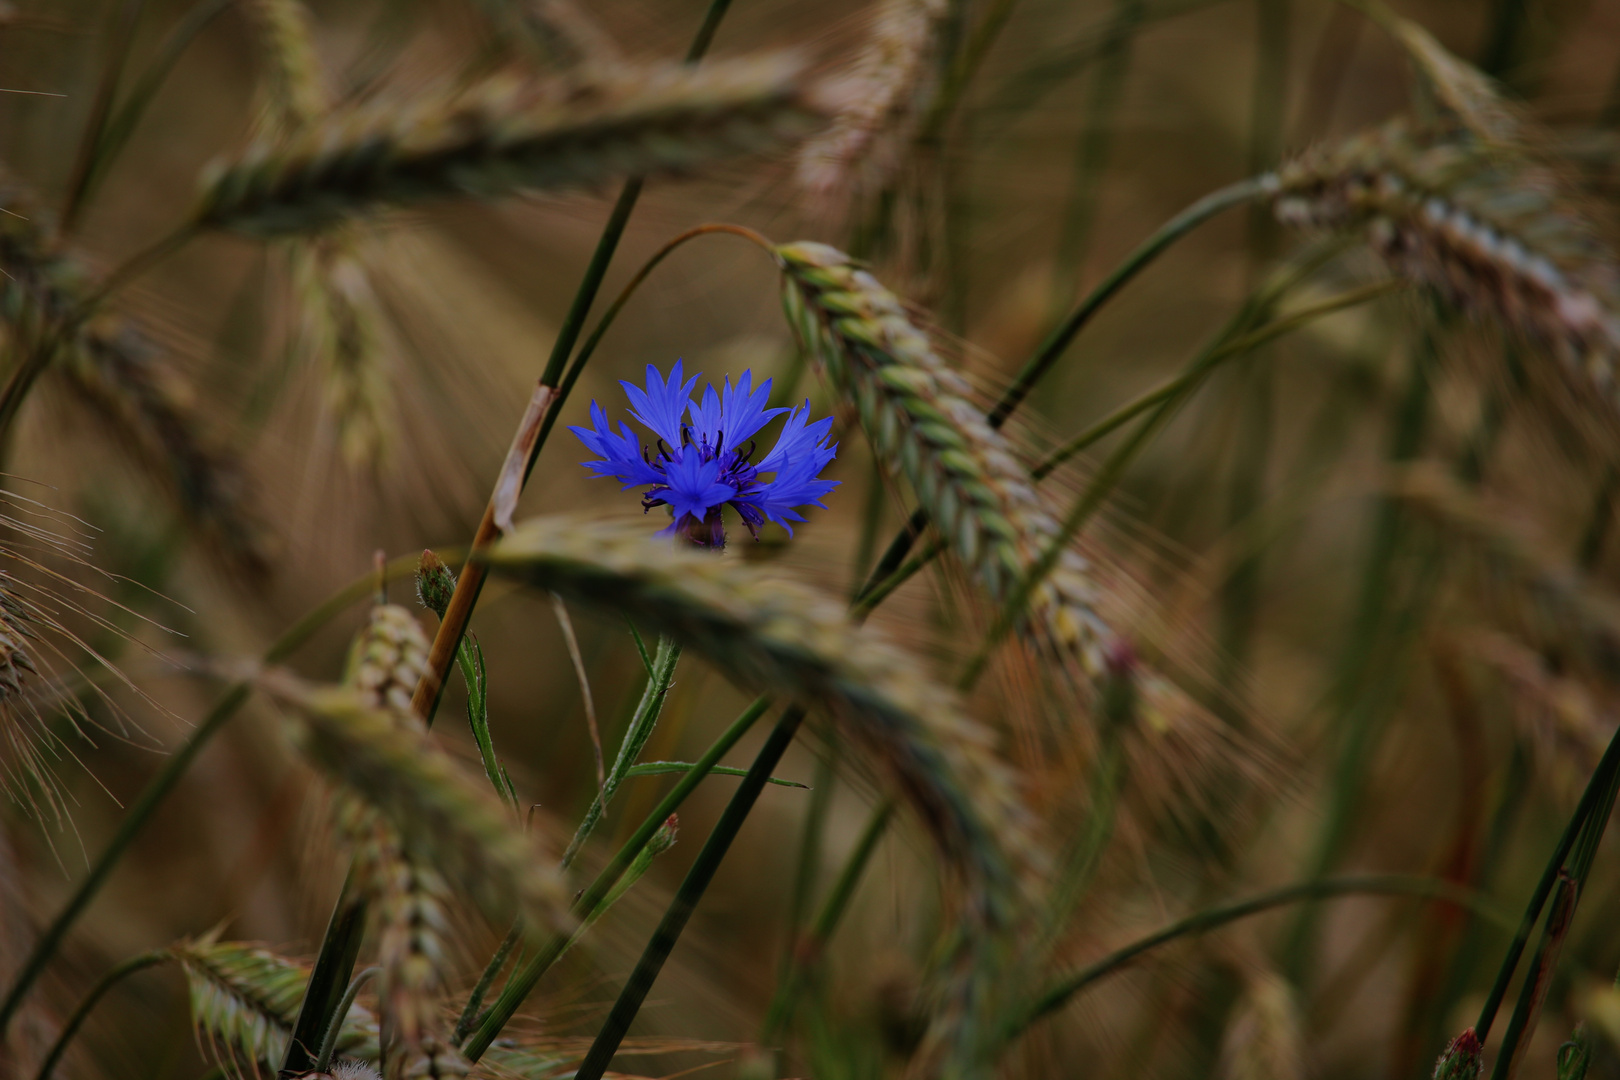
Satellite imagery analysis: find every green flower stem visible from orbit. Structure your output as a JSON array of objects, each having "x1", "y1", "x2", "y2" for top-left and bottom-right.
[
  {"x1": 1475, "y1": 721, "x2": 1620, "y2": 1042},
  {"x1": 60, "y1": 0, "x2": 147, "y2": 232},
  {"x1": 453, "y1": 922, "x2": 520, "y2": 1046},
  {"x1": 1009, "y1": 875, "x2": 1511, "y2": 1044},
  {"x1": 0, "y1": 550, "x2": 444, "y2": 1043},
  {"x1": 314, "y1": 966, "x2": 380, "y2": 1074},
  {"x1": 1491, "y1": 874, "x2": 1578, "y2": 1080},
  {"x1": 569, "y1": 705, "x2": 808, "y2": 1080},
  {"x1": 762, "y1": 797, "x2": 896, "y2": 1042},
  {"x1": 563, "y1": 637, "x2": 683, "y2": 868},
  {"x1": 33, "y1": 949, "x2": 170, "y2": 1080},
  {"x1": 462, "y1": 694, "x2": 774, "y2": 1061}
]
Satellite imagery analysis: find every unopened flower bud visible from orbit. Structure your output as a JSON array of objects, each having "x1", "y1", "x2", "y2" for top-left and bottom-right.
[
  {"x1": 648, "y1": 813, "x2": 679, "y2": 856},
  {"x1": 1434, "y1": 1028, "x2": 1483, "y2": 1080},
  {"x1": 415, "y1": 549, "x2": 456, "y2": 618}
]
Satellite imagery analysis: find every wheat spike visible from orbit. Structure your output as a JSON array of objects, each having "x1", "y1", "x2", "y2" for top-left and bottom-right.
[
  {"x1": 480, "y1": 514, "x2": 1034, "y2": 1072},
  {"x1": 344, "y1": 604, "x2": 432, "y2": 715},
  {"x1": 481, "y1": 514, "x2": 1035, "y2": 911},
  {"x1": 263, "y1": 674, "x2": 571, "y2": 940},
  {"x1": 1387, "y1": 18, "x2": 1519, "y2": 145},
  {"x1": 1219, "y1": 971, "x2": 1306, "y2": 1080},
  {"x1": 60, "y1": 327, "x2": 271, "y2": 579},
  {"x1": 776, "y1": 241, "x2": 1119, "y2": 678},
  {"x1": 0, "y1": 168, "x2": 270, "y2": 578},
  {"x1": 796, "y1": 0, "x2": 945, "y2": 204},
  {"x1": 1271, "y1": 119, "x2": 1620, "y2": 410},
  {"x1": 246, "y1": 0, "x2": 327, "y2": 132},
  {"x1": 173, "y1": 936, "x2": 380, "y2": 1075},
  {"x1": 288, "y1": 238, "x2": 394, "y2": 468},
  {"x1": 470, "y1": 0, "x2": 626, "y2": 70},
  {"x1": 194, "y1": 55, "x2": 831, "y2": 235},
  {"x1": 344, "y1": 805, "x2": 469, "y2": 1080}
]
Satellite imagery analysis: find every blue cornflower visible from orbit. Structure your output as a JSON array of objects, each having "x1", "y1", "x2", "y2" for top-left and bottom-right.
[{"x1": 571, "y1": 360, "x2": 839, "y2": 548}]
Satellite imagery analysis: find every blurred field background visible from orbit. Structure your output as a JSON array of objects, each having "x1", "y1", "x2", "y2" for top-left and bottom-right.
[{"x1": 5, "y1": 1, "x2": 1620, "y2": 1079}]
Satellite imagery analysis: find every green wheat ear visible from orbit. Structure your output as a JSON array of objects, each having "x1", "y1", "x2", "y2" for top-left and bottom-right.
[
  {"x1": 173, "y1": 936, "x2": 380, "y2": 1074},
  {"x1": 775, "y1": 240, "x2": 1125, "y2": 683}
]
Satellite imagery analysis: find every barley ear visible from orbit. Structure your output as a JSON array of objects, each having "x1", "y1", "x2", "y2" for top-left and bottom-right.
[
  {"x1": 194, "y1": 55, "x2": 833, "y2": 236},
  {"x1": 1272, "y1": 120, "x2": 1620, "y2": 417},
  {"x1": 775, "y1": 240, "x2": 1119, "y2": 680},
  {"x1": 172, "y1": 936, "x2": 381, "y2": 1075},
  {"x1": 260, "y1": 673, "x2": 571, "y2": 940}
]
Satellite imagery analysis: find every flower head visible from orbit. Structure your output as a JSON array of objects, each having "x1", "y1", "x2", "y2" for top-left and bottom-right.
[{"x1": 571, "y1": 360, "x2": 839, "y2": 548}]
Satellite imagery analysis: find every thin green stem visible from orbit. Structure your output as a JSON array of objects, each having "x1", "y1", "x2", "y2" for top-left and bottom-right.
[
  {"x1": 34, "y1": 949, "x2": 170, "y2": 1080},
  {"x1": 1034, "y1": 281, "x2": 1398, "y2": 479},
  {"x1": 462, "y1": 695, "x2": 774, "y2": 1060},
  {"x1": 571, "y1": 706, "x2": 808, "y2": 1080},
  {"x1": 1012, "y1": 875, "x2": 1511, "y2": 1042},
  {"x1": 454, "y1": 923, "x2": 520, "y2": 1046},
  {"x1": 1475, "y1": 722, "x2": 1620, "y2": 1041},
  {"x1": 989, "y1": 175, "x2": 1268, "y2": 428},
  {"x1": 61, "y1": 0, "x2": 147, "y2": 232},
  {"x1": 563, "y1": 637, "x2": 683, "y2": 868},
  {"x1": 314, "y1": 966, "x2": 380, "y2": 1074},
  {"x1": 67, "y1": 0, "x2": 238, "y2": 226},
  {"x1": 762, "y1": 798, "x2": 895, "y2": 1042}
]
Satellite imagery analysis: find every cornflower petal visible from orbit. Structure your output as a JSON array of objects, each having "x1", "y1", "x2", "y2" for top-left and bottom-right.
[
  {"x1": 570, "y1": 401, "x2": 662, "y2": 488},
  {"x1": 718, "y1": 371, "x2": 785, "y2": 448},
  {"x1": 621, "y1": 359, "x2": 700, "y2": 446}
]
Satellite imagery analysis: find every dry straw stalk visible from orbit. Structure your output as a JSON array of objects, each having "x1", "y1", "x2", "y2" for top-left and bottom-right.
[{"x1": 195, "y1": 54, "x2": 833, "y2": 235}]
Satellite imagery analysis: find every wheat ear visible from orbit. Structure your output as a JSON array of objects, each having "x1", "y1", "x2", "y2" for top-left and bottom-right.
[
  {"x1": 345, "y1": 807, "x2": 468, "y2": 1079},
  {"x1": 245, "y1": 0, "x2": 327, "y2": 132},
  {"x1": 263, "y1": 673, "x2": 571, "y2": 941},
  {"x1": 194, "y1": 54, "x2": 832, "y2": 235},
  {"x1": 0, "y1": 169, "x2": 269, "y2": 578},
  {"x1": 173, "y1": 936, "x2": 380, "y2": 1074},
  {"x1": 479, "y1": 515, "x2": 1034, "y2": 911},
  {"x1": 776, "y1": 241, "x2": 1119, "y2": 679},
  {"x1": 1271, "y1": 120, "x2": 1620, "y2": 409},
  {"x1": 796, "y1": 0, "x2": 945, "y2": 203}
]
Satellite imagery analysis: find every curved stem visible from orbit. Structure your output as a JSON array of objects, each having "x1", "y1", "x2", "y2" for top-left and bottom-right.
[
  {"x1": 34, "y1": 949, "x2": 170, "y2": 1080},
  {"x1": 532, "y1": 223, "x2": 779, "y2": 461},
  {"x1": 989, "y1": 175, "x2": 1269, "y2": 428},
  {"x1": 65, "y1": 0, "x2": 239, "y2": 228},
  {"x1": 0, "y1": 550, "x2": 446, "y2": 1040},
  {"x1": 1011, "y1": 875, "x2": 1510, "y2": 1043},
  {"x1": 314, "y1": 966, "x2": 380, "y2": 1074}
]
